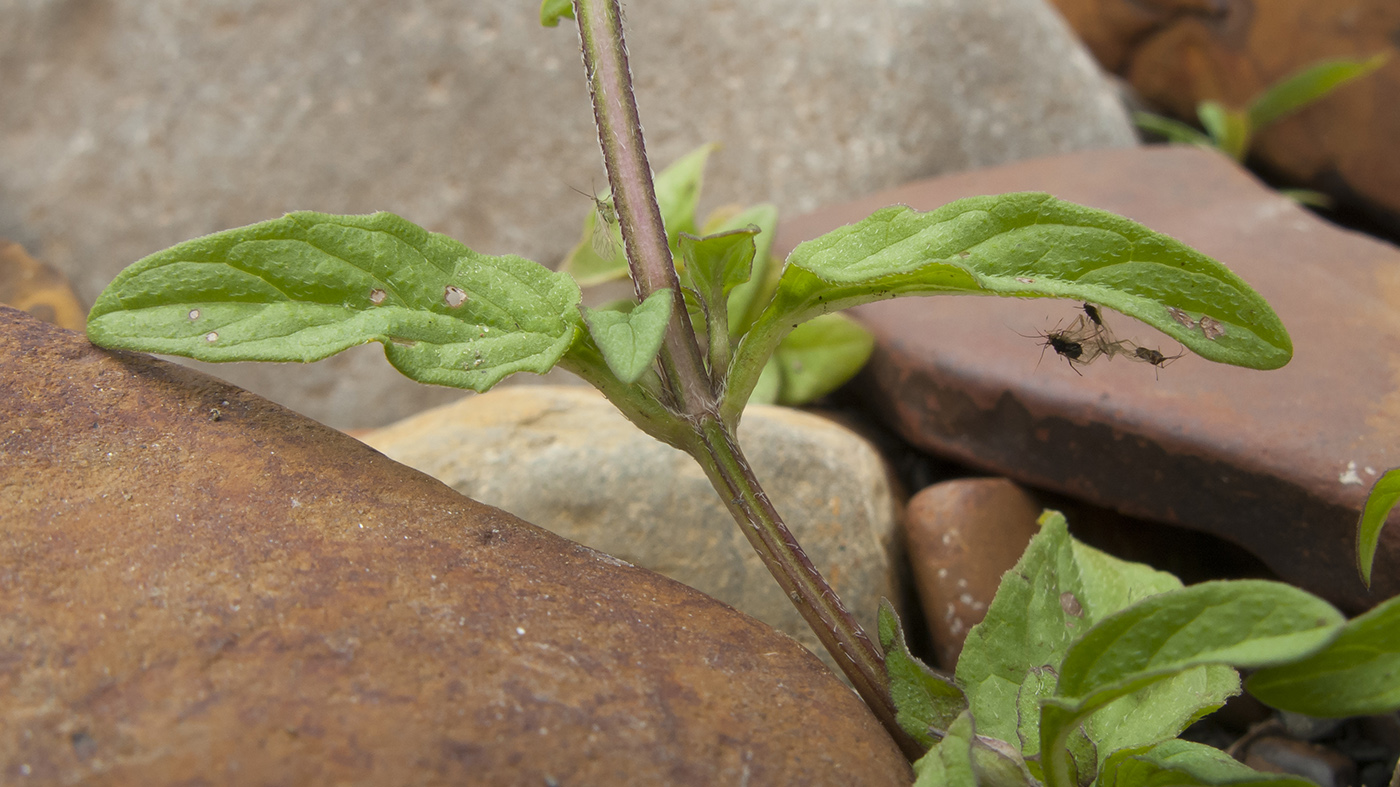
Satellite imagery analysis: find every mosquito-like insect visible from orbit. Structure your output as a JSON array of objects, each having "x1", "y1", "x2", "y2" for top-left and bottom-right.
[
  {"x1": 1020, "y1": 314, "x2": 1111, "y2": 375},
  {"x1": 570, "y1": 184, "x2": 620, "y2": 260},
  {"x1": 1123, "y1": 343, "x2": 1186, "y2": 379},
  {"x1": 1082, "y1": 302, "x2": 1105, "y2": 328}
]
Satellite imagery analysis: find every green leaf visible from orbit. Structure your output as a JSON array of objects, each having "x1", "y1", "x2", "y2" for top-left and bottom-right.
[
  {"x1": 1054, "y1": 580, "x2": 1343, "y2": 703},
  {"x1": 1085, "y1": 663, "x2": 1239, "y2": 773},
  {"x1": 1278, "y1": 189, "x2": 1333, "y2": 209},
  {"x1": 1099, "y1": 739, "x2": 1317, "y2": 787},
  {"x1": 86, "y1": 211, "x2": 582, "y2": 392},
  {"x1": 1356, "y1": 467, "x2": 1400, "y2": 587},
  {"x1": 1133, "y1": 111, "x2": 1215, "y2": 148},
  {"x1": 955, "y1": 512, "x2": 1183, "y2": 760},
  {"x1": 770, "y1": 312, "x2": 874, "y2": 406},
  {"x1": 539, "y1": 0, "x2": 574, "y2": 27},
  {"x1": 580, "y1": 288, "x2": 672, "y2": 384},
  {"x1": 1039, "y1": 581, "x2": 1344, "y2": 787},
  {"x1": 878, "y1": 599, "x2": 969, "y2": 750},
  {"x1": 678, "y1": 227, "x2": 758, "y2": 306},
  {"x1": 725, "y1": 193, "x2": 1292, "y2": 420},
  {"x1": 1196, "y1": 101, "x2": 1252, "y2": 160},
  {"x1": 1247, "y1": 53, "x2": 1389, "y2": 132},
  {"x1": 913, "y1": 711, "x2": 979, "y2": 787},
  {"x1": 714, "y1": 203, "x2": 780, "y2": 337},
  {"x1": 747, "y1": 357, "x2": 781, "y2": 405},
  {"x1": 1246, "y1": 594, "x2": 1400, "y2": 717}
]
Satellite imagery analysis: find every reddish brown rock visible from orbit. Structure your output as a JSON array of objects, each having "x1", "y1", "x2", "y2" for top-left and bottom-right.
[
  {"x1": 1046, "y1": 0, "x2": 1400, "y2": 231},
  {"x1": 774, "y1": 145, "x2": 1400, "y2": 614},
  {"x1": 904, "y1": 479, "x2": 1042, "y2": 670},
  {"x1": 0, "y1": 307, "x2": 912, "y2": 785}
]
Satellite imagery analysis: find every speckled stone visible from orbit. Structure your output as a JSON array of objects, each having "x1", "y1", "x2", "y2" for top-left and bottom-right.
[
  {"x1": 0, "y1": 306, "x2": 912, "y2": 786},
  {"x1": 360, "y1": 385, "x2": 903, "y2": 679}
]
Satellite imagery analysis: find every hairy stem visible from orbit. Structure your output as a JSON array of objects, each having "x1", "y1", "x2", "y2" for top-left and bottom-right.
[
  {"x1": 690, "y1": 417, "x2": 924, "y2": 759},
  {"x1": 573, "y1": 0, "x2": 711, "y2": 415},
  {"x1": 571, "y1": 0, "x2": 919, "y2": 759}
]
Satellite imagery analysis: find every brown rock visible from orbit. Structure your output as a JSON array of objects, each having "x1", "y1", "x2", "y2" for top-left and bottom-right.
[
  {"x1": 773, "y1": 145, "x2": 1400, "y2": 613},
  {"x1": 0, "y1": 307, "x2": 912, "y2": 785},
  {"x1": 0, "y1": 240, "x2": 85, "y2": 331},
  {"x1": 1047, "y1": 0, "x2": 1400, "y2": 232},
  {"x1": 1242, "y1": 736, "x2": 1359, "y2": 787},
  {"x1": 904, "y1": 479, "x2": 1042, "y2": 670}
]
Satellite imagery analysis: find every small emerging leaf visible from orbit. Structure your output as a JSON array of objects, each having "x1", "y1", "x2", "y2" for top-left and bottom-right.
[
  {"x1": 878, "y1": 599, "x2": 968, "y2": 750},
  {"x1": 580, "y1": 288, "x2": 673, "y2": 384},
  {"x1": 678, "y1": 227, "x2": 757, "y2": 304},
  {"x1": 1247, "y1": 53, "x2": 1390, "y2": 132},
  {"x1": 87, "y1": 212, "x2": 582, "y2": 392},
  {"x1": 1246, "y1": 594, "x2": 1400, "y2": 717},
  {"x1": 1197, "y1": 101, "x2": 1252, "y2": 160},
  {"x1": 713, "y1": 203, "x2": 780, "y2": 337},
  {"x1": 539, "y1": 0, "x2": 574, "y2": 27},
  {"x1": 1099, "y1": 739, "x2": 1316, "y2": 787},
  {"x1": 1133, "y1": 111, "x2": 1215, "y2": 148},
  {"x1": 1356, "y1": 467, "x2": 1400, "y2": 587}
]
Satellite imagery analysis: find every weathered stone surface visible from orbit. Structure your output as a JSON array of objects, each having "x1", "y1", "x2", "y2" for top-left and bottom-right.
[
  {"x1": 0, "y1": 307, "x2": 913, "y2": 785},
  {"x1": 773, "y1": 145, "x2": 1400, "y2": 613},
  {"x1": 904, "y1": 479, "x2": 1042, "y2": 670},
  {"x1": 0, "y1": 0, "x2": 1135, "y2": 430},
  {"x1": 1047, "y1": 0, "x2": 1400, "y2": 232},
  {"x1": 360, "y1": 385, "x2": 902, "y2": 678},
  {"x1": 0, "y1": 240, "x2": 85, "y2": 331},
  {"x1": 1242, "y1": 736, "x2": 1359, "y2": 787}
]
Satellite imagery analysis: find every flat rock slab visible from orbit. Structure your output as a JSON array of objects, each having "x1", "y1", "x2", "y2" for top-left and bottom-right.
[
  {"x1": 361, "y1": 386, "x2": 901, "y2": 678},
  {"x1": 773, "y1": 145, "x2": 1399, "y2": 613},
  {"x1": 0, "y1": 307, "x2": 911, "y2": 785},
  {"x1": 0, "y1": 0, "x2": 1133, "y2": 430},
  {"x1": 1048, "y1": 0, "x2": 1400, "y2": 232}
]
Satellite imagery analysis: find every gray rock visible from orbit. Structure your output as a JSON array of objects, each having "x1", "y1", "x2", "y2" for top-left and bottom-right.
[
  {"x1": 361, "y1": 386, "x2": 903, "y2": 676},
  {"x1": 0, "y1": 0, "x2": 1135, "y2": 429}
]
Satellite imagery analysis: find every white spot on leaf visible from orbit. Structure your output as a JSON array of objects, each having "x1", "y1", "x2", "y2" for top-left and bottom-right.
[
  {"x1": 369, "y1": 288, "x2": 387, "y2": 305},
  {"x1": 444, "y1": 285, "x2": 468, "y2": 308},
  {"x1": 204, "y1": 332, "x2": 218, "y2": 343},
  {"x1": 188, "y1": 309, "x2": 200, "y2": 320}
]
